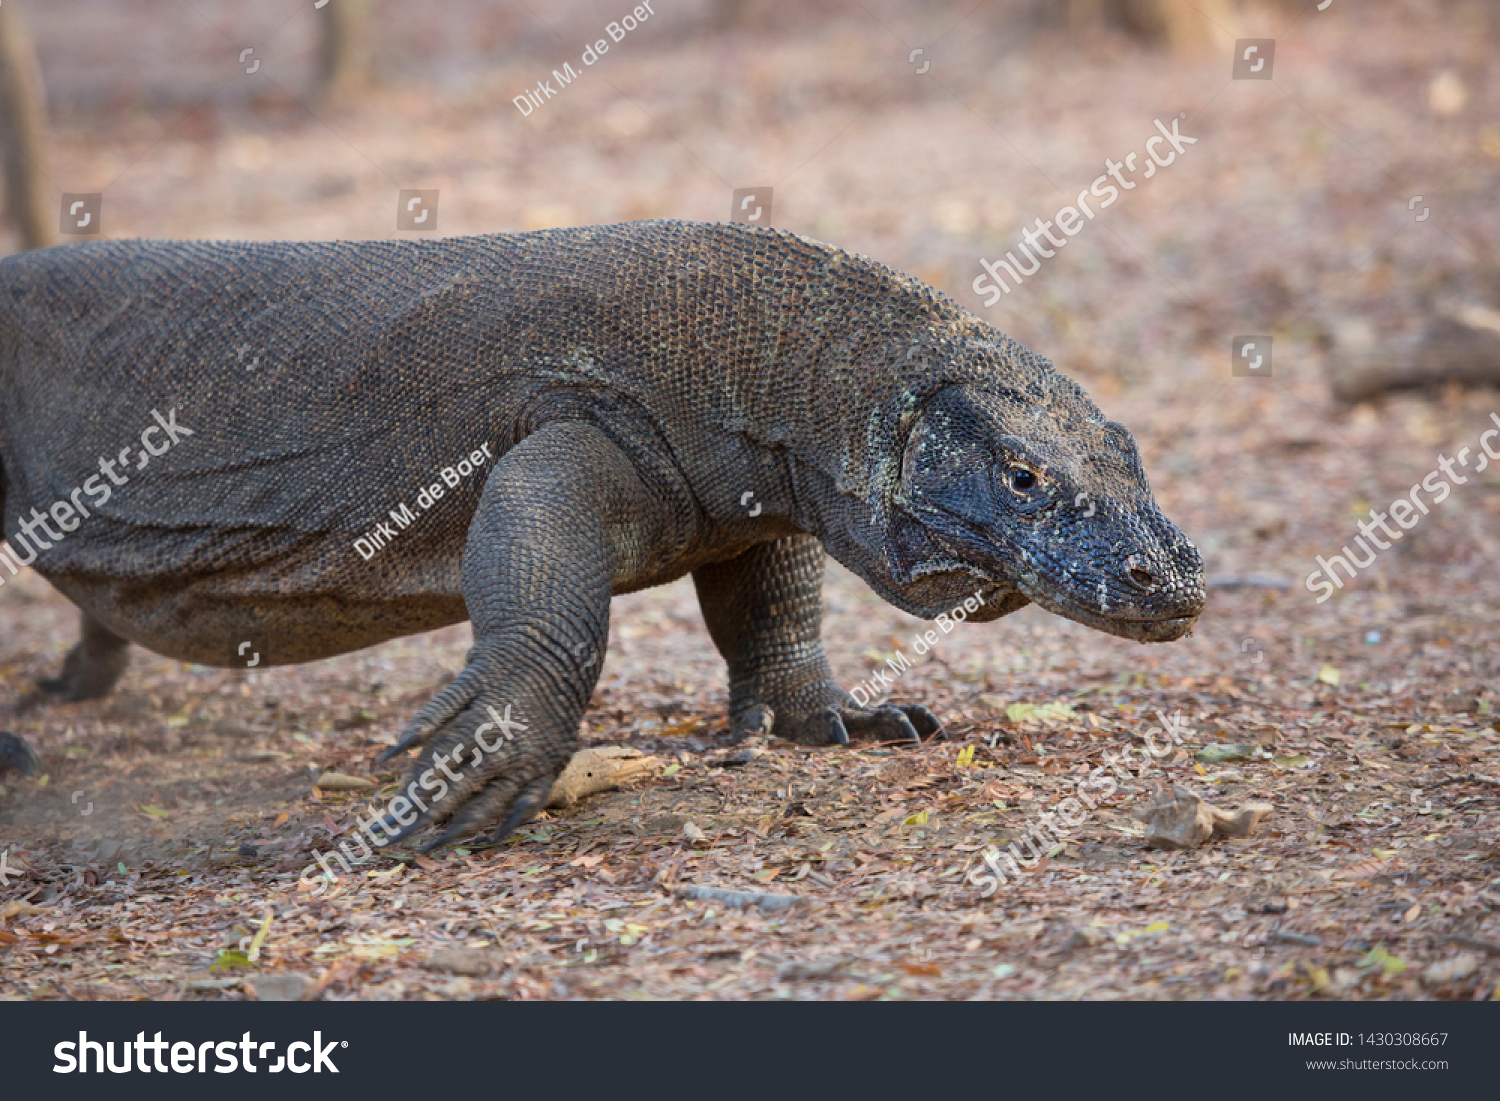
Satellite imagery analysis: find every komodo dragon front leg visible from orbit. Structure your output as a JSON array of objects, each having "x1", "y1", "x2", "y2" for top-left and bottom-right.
[
  {"x1": 693, "y1": 535, "x2": 942, "y2": 746},
  {"x1": 374, "y1": 421, "x2": 669, "y2": 849}
]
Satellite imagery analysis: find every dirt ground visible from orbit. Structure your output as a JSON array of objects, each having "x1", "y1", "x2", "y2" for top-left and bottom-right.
[{"x1": 1, "y1": 0, "x2": 1497, "y2": 1000}]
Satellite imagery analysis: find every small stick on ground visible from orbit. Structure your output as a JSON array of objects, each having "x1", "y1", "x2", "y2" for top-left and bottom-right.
[{"x1": 547, "y1": 746, "x2": 663, "y2": 808}]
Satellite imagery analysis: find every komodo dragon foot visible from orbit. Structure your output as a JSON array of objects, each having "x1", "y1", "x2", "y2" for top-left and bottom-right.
[
  {"x1": 0, "y1": 731, "x2": 40, "y2": 776},
  {"x1": 693, "y1": 534, "x2": 943, "y2": 746},
  {"x1": 38, "y1": 612, "x2": 131, "y2": 702}
]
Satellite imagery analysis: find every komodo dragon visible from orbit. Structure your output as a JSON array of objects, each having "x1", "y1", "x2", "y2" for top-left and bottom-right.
[{"x1": 0, "y1": 219, "x2": 1205, "y2": 848}]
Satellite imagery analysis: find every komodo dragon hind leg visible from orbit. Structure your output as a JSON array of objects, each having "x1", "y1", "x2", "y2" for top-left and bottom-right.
[
  {"x1": 39, "y1": 610, "x2": 131, "y2": 701},
  {"x1": 0, "y1": 731, "x2": 41, "y2": 776},
  {"x1": 372, "y1": 422, "x2": 666, "y2": 850},
  {"x1": 692, "y1": 534, "x2": 943, "y2": 746}
]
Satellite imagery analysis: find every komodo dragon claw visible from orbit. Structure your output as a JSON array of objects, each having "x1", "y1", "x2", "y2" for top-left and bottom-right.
[
  {"x1": 754, "y1": 700, "x2": 942, "y2": 746},
  {"x1": 811, "y1": 702, "x2": 944, "y2": 746}
]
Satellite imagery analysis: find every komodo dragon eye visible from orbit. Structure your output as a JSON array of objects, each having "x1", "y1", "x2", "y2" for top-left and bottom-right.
[{"x1": 1007, "y1": 467, "x2": 1038, "y2": 493}]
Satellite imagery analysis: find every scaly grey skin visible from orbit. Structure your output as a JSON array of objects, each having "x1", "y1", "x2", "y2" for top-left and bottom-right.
[{"x1": 0, "y1": 220, "x2": 1205, "y2": 848}]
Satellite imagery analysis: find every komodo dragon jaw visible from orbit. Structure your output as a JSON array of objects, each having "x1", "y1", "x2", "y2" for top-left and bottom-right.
[{"x1": 887, "y1": 378, "x2": 1206, "y2": 643}]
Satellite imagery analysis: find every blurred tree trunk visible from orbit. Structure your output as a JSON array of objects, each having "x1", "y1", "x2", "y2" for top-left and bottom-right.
[
  {"x1": 713, "y1": 0, "x2": 747, "y2": 26},
  {"x1": 1121, "y1": 0, "x2": 1235, "y2": 50},
  {"x1": 315, "y1": 0, "x2": 374, "y2": 106},
  {"x1": 1052, "y1": 0, "x2": 1237, "y2": 52},
  {"x1": 0, "y1": 0, "x2": 53, "y2": 251}
]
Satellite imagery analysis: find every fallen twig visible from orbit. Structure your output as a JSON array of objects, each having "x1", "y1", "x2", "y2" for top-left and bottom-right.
[
  {"x1": 1326, "y1": 305, "x2": 1500, "y2": 404},
  {"x1": 1269, "y1": 930, "x2": 1323, "y2": 947},
  {"x1": 1420, "y1": 775, "x2": 1478, "y2": 792},
  {"x1": 1446, "y1": 934, "x2": 1500, "y2": 956},
  {"x1": 1206, "y1": 574, "x2": 1292, "y2": 591},
  {"x1": 547, "y1": 746, "x2": 663, "y2": 808},
  {"x1": 674, "y1": 885, "x2": 805, "y2": 913}
]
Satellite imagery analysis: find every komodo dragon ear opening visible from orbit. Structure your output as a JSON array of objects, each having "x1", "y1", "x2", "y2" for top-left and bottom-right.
[{"x1": 897, "y1": 386, "x2": 1000, "y2": 503}]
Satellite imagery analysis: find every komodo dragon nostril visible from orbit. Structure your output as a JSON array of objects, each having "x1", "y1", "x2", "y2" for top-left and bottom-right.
[{"x1": 1126, "y1": 557, "x2": 1156, "y2": 590}]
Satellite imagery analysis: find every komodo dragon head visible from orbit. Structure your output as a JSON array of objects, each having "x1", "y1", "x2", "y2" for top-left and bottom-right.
[{"x1": 871, "y1": 351, "x2": 1205, "y2": 643}]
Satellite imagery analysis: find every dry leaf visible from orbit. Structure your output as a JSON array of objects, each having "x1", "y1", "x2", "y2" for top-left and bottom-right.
[
  {"x1": 1336, "y1": 859, "x2": 1387, "y2": 881},
  {"x1": 1139, "y1": 785, "x2": 1273, "y2": 849},
  {"x1": 1423, "y1": 953, "x2": 1481, "y2": 985}
]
